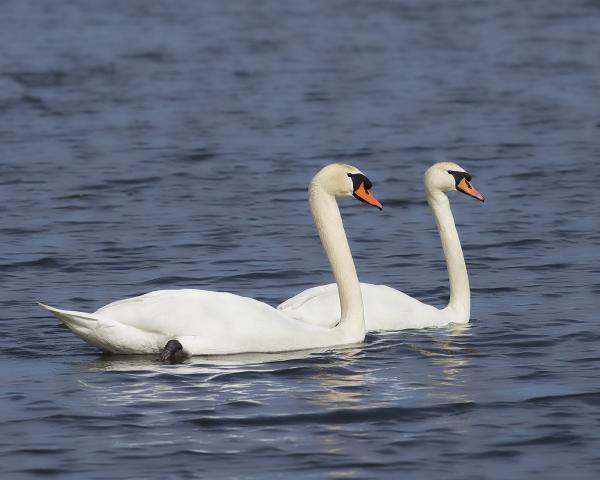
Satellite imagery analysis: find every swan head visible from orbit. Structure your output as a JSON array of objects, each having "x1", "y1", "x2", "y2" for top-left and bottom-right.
[
  {"x1": 425, "y1": 162, "x2": 484, "y2": 202},
  {"x1": 312, "y1": 163, "x2": 383, "y2": 210}
]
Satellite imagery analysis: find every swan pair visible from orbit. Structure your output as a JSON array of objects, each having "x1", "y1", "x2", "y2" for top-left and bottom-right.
[{"x1": 41, "y1": 162, "x2": 483, "y2": 361}]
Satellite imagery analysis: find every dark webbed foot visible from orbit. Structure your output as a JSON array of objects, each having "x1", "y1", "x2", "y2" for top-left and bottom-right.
[{"x1": 159, "y1": 339, "x2": 184, "y2": 364}]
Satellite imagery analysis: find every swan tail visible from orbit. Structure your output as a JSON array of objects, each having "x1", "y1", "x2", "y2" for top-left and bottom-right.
[
  {"x1": 38, "y1": 302, "x2": 101, "y2": 338},
  {"x1": 39, "y1": 302, "x2": 161, "y2": 354}
]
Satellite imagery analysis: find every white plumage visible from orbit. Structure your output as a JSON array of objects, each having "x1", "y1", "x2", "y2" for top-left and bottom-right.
[{"x1": 41, "y1": 163, "x2": 382, "y2": 356}]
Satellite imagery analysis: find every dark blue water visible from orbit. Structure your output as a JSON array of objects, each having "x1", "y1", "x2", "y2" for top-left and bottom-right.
[{"x1": 1, "y1": 0, "x2": 600, "y2": 478}]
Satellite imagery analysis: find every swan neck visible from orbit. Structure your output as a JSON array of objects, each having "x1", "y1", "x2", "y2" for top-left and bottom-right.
[
  {"x1": 309, "y1": 182, "x2": 364, "y2": 332},
  {"x1": 427, "y1": 190, "x2": 470, "y2": 319}
]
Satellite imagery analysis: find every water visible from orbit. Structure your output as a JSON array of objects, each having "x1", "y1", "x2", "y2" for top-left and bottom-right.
[{"x1": 1, "y1": 0, "x2": 600, "y2": 478}]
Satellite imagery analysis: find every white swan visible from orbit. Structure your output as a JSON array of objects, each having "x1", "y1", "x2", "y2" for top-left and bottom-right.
[
  {"x1": 40, "y1": 163, "x2": 382, "y2": 360},
  {"x1": 277, "y1": 162, "x2": 484, "y2": 331}
]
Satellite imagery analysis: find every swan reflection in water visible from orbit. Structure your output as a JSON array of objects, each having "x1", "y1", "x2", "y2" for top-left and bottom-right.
[
  {"x1": 73, "y1": 325, "x2": 474, "y2": 476},
  {"x1": 77, "y1": 344, "x2": 368, "y2": 407},
  {"x1": 78, "y1": 323, "x2": 473, "y2": 408},
  {"x1": 406, "y1": 323, "x2": 474, "y2": 405}
]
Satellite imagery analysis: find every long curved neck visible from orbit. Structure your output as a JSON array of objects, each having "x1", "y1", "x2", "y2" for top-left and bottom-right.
[
  {"x1": 427, "y1": 190, "x2": 470, "y2": 320},
  {"x1": 309, "y1": 182, "x2": 364, "y2": 335}
]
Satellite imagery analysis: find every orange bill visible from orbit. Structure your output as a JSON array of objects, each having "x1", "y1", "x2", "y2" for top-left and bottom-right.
[
  {"x1": 457, "y1": 178, "x2": 485, "y2": 202},
  {"x1": 353, "y1": 182, "x2": 383, "y2": 210}
]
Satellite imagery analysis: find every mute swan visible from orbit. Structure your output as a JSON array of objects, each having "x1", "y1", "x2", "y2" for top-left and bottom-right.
[
  {"x1": 40, "y1": 163, "x2": 382, "y2": 361},
  {"x1": 277, "y1": 162, "x2": 484, "y2": 331}
]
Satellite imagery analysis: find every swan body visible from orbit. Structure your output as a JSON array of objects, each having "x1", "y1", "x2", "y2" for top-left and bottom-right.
[
  {"x1": 278, "y1": 283, "x2": 444, "y2": 330},
  {"x1": 41, "y1": 163, "x2": 382, "y2": 357},
  {"x1": 41, "y1": 290, "x2": 356, "y2": 355},
  {"x1": 278, "y1": 162, "x2": 484, "y2": 331}
]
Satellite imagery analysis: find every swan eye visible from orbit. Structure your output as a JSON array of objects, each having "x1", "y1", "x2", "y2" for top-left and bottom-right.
[
  {"x1": 448, "y1": 170, "x2": 472, "y2": 187},
  {"x1": 347, "y1": 173, "x2": 373, "y2": 191}
]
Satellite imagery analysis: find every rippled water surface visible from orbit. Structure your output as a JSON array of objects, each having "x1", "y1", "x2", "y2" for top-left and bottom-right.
[{"x1": 2, "y1": 0, "x2": 600, "y2": 478}]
